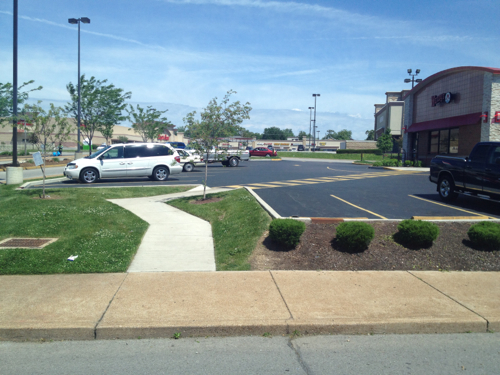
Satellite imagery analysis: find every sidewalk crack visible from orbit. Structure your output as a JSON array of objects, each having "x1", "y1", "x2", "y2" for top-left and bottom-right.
[
  {"x1": 407, "y1": 271, "x2": 490, "y2": 331},
  {"x1": 270, "y1": 271, "x2": 294, "y2": 321},
  {"x1": 94, "y1": 273, "x2": 129, "y2": 339}
]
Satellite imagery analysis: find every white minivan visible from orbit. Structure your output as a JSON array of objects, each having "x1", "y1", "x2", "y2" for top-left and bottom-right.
[{"x1": 64, "y1": 143, "x2": 182, "y2": 183}]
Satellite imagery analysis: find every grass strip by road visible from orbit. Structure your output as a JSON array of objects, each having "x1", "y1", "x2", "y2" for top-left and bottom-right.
[
  {"x1": 168, "y1": 188, "x2": 271, "y2": 271},
  {"x1": 0, "y1": 184, "x2": 192, "y2": 275},
  {"x1": 278, "y1": 151, "x2": 386, "y2": 162}
]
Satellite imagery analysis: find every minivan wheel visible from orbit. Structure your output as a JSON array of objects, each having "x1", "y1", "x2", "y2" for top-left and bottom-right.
[
  {"x1": 80, "y1": 168, "x2": 98, "y2": 183},
  {"x1": 228, "y1": 157, "x2": 239, "y2": 167},
  {"x1": 153, "y1": 166, "x2": 169, "y2": 181},
  {"x1": 183, "y1": 163, "x2": 194, "y2": 172},
  {"x1": 438, "y1": 175, "x2": 458, "y2": 202}
]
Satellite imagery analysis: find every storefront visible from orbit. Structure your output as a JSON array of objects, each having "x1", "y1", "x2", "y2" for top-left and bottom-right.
[{"x1": 402, "y1": 66, "x2": 500, "y2": 166}]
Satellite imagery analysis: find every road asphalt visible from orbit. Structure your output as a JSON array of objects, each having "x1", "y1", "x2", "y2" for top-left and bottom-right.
[{"x1": 1, "y1": 167, "x2": 498, "y2": 342}]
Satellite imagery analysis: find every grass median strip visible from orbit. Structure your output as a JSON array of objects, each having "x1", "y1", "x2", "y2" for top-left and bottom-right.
[
  {"x1": 0, "y1": 184, "x2": 192, "y2": 275},
  {"x1": 167, "y1": 188, "x2": 272, "y2": 271}
]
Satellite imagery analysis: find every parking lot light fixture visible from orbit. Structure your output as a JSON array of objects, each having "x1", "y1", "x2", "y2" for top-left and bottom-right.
[
  {"x1": 68, "y1": 16, "x2": 91, "y2": 153},
  {"x1": 312, "y1": 94, "x2": 320, "y2": 152},
  {"x1": 405, "y1": 69, "x2": 422, "y2": 88},
  {"x1": 308, "y1": 106, "x2": 314, "y2": 151}
]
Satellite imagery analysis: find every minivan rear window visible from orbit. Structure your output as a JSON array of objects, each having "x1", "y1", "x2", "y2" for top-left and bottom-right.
[{"x1": 124, "y1": 144, "x2": 173, "y2": 158}]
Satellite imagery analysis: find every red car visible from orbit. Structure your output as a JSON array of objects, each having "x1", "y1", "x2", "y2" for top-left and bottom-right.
[{"x1": 249, "y1": 147, "x2": 277, "y2": 157}]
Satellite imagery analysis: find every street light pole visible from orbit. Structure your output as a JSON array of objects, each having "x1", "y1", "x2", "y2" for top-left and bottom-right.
[
  {"x1": 404, "y1": 69, "x2": 422, "y2": 89},
  {"x1": 68, "y1": 17, "x2": 90, "y2": 153},
  {"x1": 312, "y1": 94, "x2": 320, "y2": 151},
  {"x1": 12, "y1": 0, "x2": 18, "y2": 166},
  {"x1": 308, "y1": 106, "x2": 314, "y2": 151}
]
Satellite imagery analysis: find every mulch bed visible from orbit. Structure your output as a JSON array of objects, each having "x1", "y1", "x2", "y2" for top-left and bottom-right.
[
  {"x1": 0, "y1": 158, "x2": 71, "y2": 170},
  {"x1": 250, "y1": 221, "x2": 500, "y2": 271}
]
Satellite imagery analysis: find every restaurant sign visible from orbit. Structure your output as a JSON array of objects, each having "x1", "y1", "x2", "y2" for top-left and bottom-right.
[{"x1": 432, "y1": 92, "x2": 454, "y2": 107}]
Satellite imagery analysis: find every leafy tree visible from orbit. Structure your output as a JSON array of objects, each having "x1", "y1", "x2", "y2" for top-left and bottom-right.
[
  {"x1": 235, "y1": 125, "x2": 260, "y2": 139},
  {"x1": 0, "y1": 80, "x2": 42, "y2": 123},
  {"x1": 377, "y1": 128, "x2": 393, "y2": 158},
  {"x1": 183, "y1": 90, "x2": 251, "y2": 199},
  {"x1": 126, "y1": 104, "x2": 171, "y2": 142},
  {"x1": 66, "y1": 75, "x2": 131, "y2": 154},
  {"x1": 117, "y1": 135, "x2": 128, "y2": 143},
  {"x1": 365, "y1": 129, "x2": 375, "y2": 140},
  {"x1": 21, "y1": 102, "x2": 73, "y2": 197},
  {"x1": 323, "y1": 129, "x2": 352, "y2": 140},
  {"x1": 298, "y1": 131, "x2": 307, "y2": 140},
  {"x1": 283, "y1": 128, "x2": 295, "y2": 139},
  {"x1": 261, "y1": 126, "x2": 285, "y2": 140},
  {"x1": 174, "y1": 125, "x2": 192, "y2": 138}
]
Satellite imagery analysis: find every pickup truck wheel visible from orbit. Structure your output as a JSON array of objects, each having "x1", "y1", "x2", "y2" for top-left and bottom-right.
[
  {"x1": 438, "y1": 176, "x2": 458, "y2": 202},
  {"x1": 183, "y1": 163, "x2": 194, "y2": 172},
  {"x1": 228, "y1": 157, "x2": 239, "y2": 167},
  {"x1": 153, "y1": 166, "x2": 169, "y2": 181}
]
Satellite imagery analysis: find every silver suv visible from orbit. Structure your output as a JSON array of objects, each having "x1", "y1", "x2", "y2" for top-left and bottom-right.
[{"x1": 64, "y1": 143, "x2": 182, "y2": 183}]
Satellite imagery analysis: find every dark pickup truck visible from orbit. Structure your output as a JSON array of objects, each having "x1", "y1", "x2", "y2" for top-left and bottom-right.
[{"x1": 430, "y1": 142, "x2": 500, "y2": 202}]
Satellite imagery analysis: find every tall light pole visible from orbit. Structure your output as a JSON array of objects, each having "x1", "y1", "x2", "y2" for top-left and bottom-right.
[
  {"x1": 68, "y1": 17, "x2": 90, "y2": 153},
  {"x1": 308, "y1": 106, "x2": 314, "y2": 151},
  {"x1": 12, "y1": 0, "x2": 18, "y2": 166},
  {"x1": 404, "y1": 69, "x2": 422, "y2": 89},
  {"x1": 312, "y1": 94, "x2": 320, "y2": 151}
]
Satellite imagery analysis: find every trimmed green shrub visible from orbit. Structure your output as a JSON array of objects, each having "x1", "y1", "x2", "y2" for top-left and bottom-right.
[
  {"x1": 269, "y1": 219, "x2": 306, "y2": 248},
  {"x1": 372, "y1": 161, "x2": 383, "y2": 166},
  {"x1": 415, "y1": 161, "x2": 423, "y2": 167},
  {"x1": 467, "y1": 221, "x2": 500, "y2": 250},
  {"x1": 335, "y1": 222, "x2": 375, "y2": 252},
  {"x1": 337, "y1": 149, "x2": 382, "y2": 155},
  {"x1": 382, "y1": 159, "x2": 396, "y2": 166},
  {"x1": 395, "y1": 220, "x2": 439, "y2": 249},
  {"x1": 404, "y1": 160, "x2": 413, "y2": 167}
]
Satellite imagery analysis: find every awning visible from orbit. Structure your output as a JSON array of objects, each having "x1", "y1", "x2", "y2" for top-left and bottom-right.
[{"x1": 407, "y1": 112, "x2": 481, "y2": 133}]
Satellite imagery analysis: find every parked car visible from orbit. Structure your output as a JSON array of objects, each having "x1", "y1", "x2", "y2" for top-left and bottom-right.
[
  {"x1": 249, "y1": 147, "x2": 278, "y2": 157},
  {"x1": 246, "y1": 146, "x2": 253, "y2": 151},
  {"x1": 297, "y1": 145, "x2": 305, "y2": 151},
  {"x1": 64, "y1": 143, "x2": 182, "y2": 183},
  {"x1": 175, "y1": 148, "x2": 203, "y2": 172},
  {"x1": 430, "y1": 142, "x2": 500, "y2": 202},
  {"x1": 165, "y1": 141, "x2": 186, "y2": 149}
]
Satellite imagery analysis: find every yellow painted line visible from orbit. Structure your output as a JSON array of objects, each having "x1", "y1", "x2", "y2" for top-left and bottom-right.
[
  {"x1": 287, "y1": 179, "x2": 321, "y2": 184},
  {"x1": 330, "y1": 194, "x2": 387, "y2": 219},
  {"x1": 247, "y1": 183, "x2": 282, "y2": 188},
  {"x1": 412, "y1": 216, "x2": 490, "y2": 220},
  {"x1": 266, "y1": 181, "x2": 301, "y2": 186},
  {"x1": 225, "y1": 185, "x2": 245, "y2": 189},
  {"x1": 408, "y1": 195, "x2": 496, "y2": 219}
]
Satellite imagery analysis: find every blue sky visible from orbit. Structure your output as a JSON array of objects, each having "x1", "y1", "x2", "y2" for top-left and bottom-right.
[{"x1": 1, "y1": 0, "x2": 498, "y2": 139}]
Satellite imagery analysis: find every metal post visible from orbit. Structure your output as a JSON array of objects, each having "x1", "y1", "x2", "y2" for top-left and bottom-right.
[
  {"x1": 312, "y1": 94, "x2": 320, "y2": 151},
  {"x1": 308, "y1": 106, "x2": 313, "y2": 151},
  {"x1": 12, "y1": 0, "x2": 18, "y2": 166},
  {"x1": 77, "y1": 21, "x2": 81, "y2": 152}
]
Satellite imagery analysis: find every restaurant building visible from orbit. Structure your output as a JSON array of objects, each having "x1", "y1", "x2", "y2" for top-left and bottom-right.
[{"x1": 402, "y1": 66, "x2": 500, "y2": 166}]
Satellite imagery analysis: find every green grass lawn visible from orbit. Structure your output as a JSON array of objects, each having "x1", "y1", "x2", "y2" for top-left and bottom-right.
[
  {"x1": 278, "y1": 151, "x2": 393, "y2": 162},
  {"x1": 0, "y1": 184, "x2": 191, "y2": 275},
  {"x1": 168, "y1": 189, "x2": 271, "y2": 271}
]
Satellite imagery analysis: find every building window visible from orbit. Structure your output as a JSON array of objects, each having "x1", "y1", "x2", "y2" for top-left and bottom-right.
[
  {"x1": 428, "y1": 128, "x2": 459, "y2": 154},
  {"x1": 430, "y1": 131, "x2": 439, "y2": 153}
]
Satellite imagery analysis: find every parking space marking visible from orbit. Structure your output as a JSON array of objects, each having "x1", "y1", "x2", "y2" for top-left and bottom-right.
[
  {"x1": 330, "y1": 194, "x2": 387, "y2": 219},
  {"x1": 221, "y1": 170, "x2": 425, "y2": 190},
  {"x1": 408, "y1": 195, "x2": 497, "y2": 219}
]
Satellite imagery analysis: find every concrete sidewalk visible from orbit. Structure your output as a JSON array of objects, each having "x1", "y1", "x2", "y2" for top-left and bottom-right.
[
  {"x1": 108, "y1": 186, "x2": 232, "y2": 272},
  {"x1": 1, "y1": 271, "x2": 498, "y2": 341}
]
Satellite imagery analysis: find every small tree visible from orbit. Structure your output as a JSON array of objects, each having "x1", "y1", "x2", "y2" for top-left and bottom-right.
[
  {"x1": 21, "y1": 102, "x2": 73, "y2": 198},
  {"x1": 117, "y1": 135, "x2": 128, "y2": 143},
  {"x1": 376, "y1": 128, "x2": 393, "y2": 158},
  {"x1": 126, "y1": 104, "x2": 171, "y2": 142},
  {"x1": 66, "y1": 75, "x2": 131, "y2": 154},
  {"x1": 365, "y1": 129, "x2": 375, "y2": 140},
  {"x1": 183, "y1": 90, "x2": 252, "y2": 199},
  {"x1": 0, "y1": 80, "x2": 42, "y2": 124}
]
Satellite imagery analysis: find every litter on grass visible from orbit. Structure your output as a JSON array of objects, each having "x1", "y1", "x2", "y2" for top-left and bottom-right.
[{"x1": 67, "y1": 255, "x2": 78, "y2": 261}]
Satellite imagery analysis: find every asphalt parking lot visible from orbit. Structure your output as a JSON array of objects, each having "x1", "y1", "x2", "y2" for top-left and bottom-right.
[{"x1": 24, "y1": 159, "x2": 500, "y2": 220}]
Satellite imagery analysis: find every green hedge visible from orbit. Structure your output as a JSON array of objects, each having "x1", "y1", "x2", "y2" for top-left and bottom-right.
[
  {"x1": 337, "y1": 149, "x2": 382, "y2": 155},
  {"x1": 467, "y1": 221, "x2": 500, "y2": 250},
  {"x1": 395, "y1": 220, "x2": 439, "y2": 249},
  {"x1": 269, "y1": 219, "x2": 306, "y2": 248},
  {"x1": 335, "y1": 222, "x2": 375, "y2": 252}
]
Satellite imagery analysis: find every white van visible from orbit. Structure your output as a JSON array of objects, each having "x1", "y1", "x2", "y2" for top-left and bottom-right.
[{"x1": 64, "y1": 143, "x2": 182, "y2": 183}]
